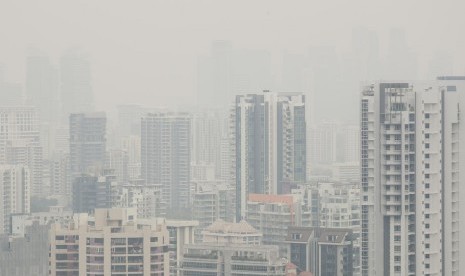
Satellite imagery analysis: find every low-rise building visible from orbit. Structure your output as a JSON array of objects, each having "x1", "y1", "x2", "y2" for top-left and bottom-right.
[
  {"x1": 201, "y1": 219, "x2": 262, "y2": 245},
  {"x1": 179, "y1": 243, "x2": 287, "y2": 276},
  {"x1": 246, "y1": 193, "x2": 311, "y2": 256},
  {"x1": 285, "y1": 226, "x2": 354, "y2": 276}
]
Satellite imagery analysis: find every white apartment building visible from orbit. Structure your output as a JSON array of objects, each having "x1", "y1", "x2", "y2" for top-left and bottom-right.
[
  {"x1": 49, "y1": 208, "x2": 170, "y2": 276},
  {"x1": 360, "y1": 78, "x2": 465, "y2": 276},
  {"x1": 246, "y1": 193, "x2": 311, "y2": 256},
  {"x1": 0, "y1": 106, "x2": 43, "y2": 196},
  {"x1": 192, "y1": 181, "x2": 235, "y2": 241},
  {"x1": 0, "y1": 165, "x2": 30, "y2": 235}
]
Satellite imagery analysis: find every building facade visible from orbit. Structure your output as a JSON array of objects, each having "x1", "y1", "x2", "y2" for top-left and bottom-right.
[
  {"x1": 233, "y1": 92, "x2": 306, "y2": 220},
  {"x1": 0, "y1": 165, "x2": 30, "y2": 235},
  {"x1": 141, "y1": 113, "x2": 191, "y2": 213},
  {"x1": 49, "y1": 208, "x2": 170, "y2": 275},
  {"x1": 360, "y1": 78, "x2": 465, "y2": 276},
  {"x1": 69, "y1": 113, "x2": 106, "y2": 177}
]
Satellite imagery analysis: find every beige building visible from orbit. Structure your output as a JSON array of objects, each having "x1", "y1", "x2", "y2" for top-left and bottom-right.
[
  {"x1": 201, "y1": 219, "x2": 262, "y2": 245},
  {"x1": 49, "y1": 208, "x2": 169, "y2": 275}
]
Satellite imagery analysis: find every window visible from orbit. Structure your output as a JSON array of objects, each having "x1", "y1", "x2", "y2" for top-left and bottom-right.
[
  {"x1": 425, "y1": 134, "x2": 430, "y2": 138},
  {"x1": 425, "y1": 114, "x2": 430, "y2": 119},
  {"x1": 425, "y1": 123, "x2": 430, "y2": 129}
]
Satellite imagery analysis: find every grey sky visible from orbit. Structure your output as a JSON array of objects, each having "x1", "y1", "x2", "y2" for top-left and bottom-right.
[{"x1": 0, "y1": 0, "x2": 464, "y2": 112}]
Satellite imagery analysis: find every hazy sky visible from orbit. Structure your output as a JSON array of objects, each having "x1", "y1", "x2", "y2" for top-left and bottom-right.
[{"x1": 1, "y1": 0, "x2": 464, "y2": 112}]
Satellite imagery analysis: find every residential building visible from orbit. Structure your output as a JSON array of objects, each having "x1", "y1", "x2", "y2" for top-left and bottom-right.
[
  {"x1": 165, "y1": 219, "x2": 198, "y2": 276},
  {"x1": 0, "y1": 222, "x2": 49, "y2": 276},
  {"x1": 141, "y1": 112, "x2": 191, "y2": 213},
  {"x1": 192, "y1": 110, "x2": 223, "y2": 178},
  {"x1": 49, "y1": 208, "x2": 170, "y2": 275},
  {"x1": 72, "y1": 173, "x2": 115, "y2": 213},
  {"x1": 0, "y1": 165, "x2": 30, "y2": 235},
  {"x1": 69, "y1": 112, "x2": 106, "y2": 177},
  {"x1": 0, "y1": 106, "x2": 43, "y2": 196},
  {"x1": 360, "y1": 78, "x2": 465, "y2": 275},
  {"x1": 246, "y1": 193, "x2": 311, "y2": 256},
  {"x1": 179, "y1": 243, "x2": 286, "y2": 276},
  {"x1": 192, "y1": 181, "x2": 235, "y2": 241},
  {"x1": 233, "y1": 92, "x2": 306, "y2": 220},
  {"x1": 201, "y1": 219, "x2": 262, "y2": 245},
  {"x1": 286, "y1": 226, "x2": 354, "y2": 276}
]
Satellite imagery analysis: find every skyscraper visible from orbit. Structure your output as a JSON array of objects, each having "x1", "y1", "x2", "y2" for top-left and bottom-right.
[
  {"x1": 69, "y1": 113, "x2": 106, "y2": 177},
  {"x1": 360, "y1": 78, "x2": 465, "y2": 275},
  {"x1": 233, "y1": 92, "x2": 306, "y2": 220},
  {"x1": 141, "y1": 112, "x2": 191, "y2": 213}
]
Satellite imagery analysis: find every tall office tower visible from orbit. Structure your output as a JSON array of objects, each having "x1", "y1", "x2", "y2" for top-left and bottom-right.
[
  {"x1": 141, "y1": 113, "x2": 191, "y2": 213},
  {"x1": 192, "y1": 110, "x2": 223, "y2": 178},
  {"x1": 233, "y1": 92, "x2": 306, "y2": 220},
  {"x1": 60, "y1": 49, "x2": 93, "y2": 117},
  {"x1": 360, "y1": 78, "x2": 465, "y2": 276},
  {"x1": 69, "y1": 113, "x2": 106, "y2": 177},
  {"x1": 49, "y1": 208, "x2": 170, "y2": 275},
  {"x1": 25, "y1": 51, "x2": 59, "y2": 124},
  {"x1": 0, "y1": 106, "x2": 43, "y2": 196},
  {"x1": 0, "y1": 165, "x2": 30, "y2": 234}
]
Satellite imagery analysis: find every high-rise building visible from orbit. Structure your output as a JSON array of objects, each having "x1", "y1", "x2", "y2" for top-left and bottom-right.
[
  {"x1": 0, "y1": 106, "x2": 43, "y2": 195},
  {"x1": 0, "y1": 165, "x2": 30, "y2": 234},
  {"x1": 360, "y1": 78, "x2": 465, "y2": 275},
  {"x1": 49, "y1": 208, "x2": 170, "y2": 275},
  {"x1": 192, "y1": 110, "x2": 223, "y2": 178},
  {"x1": 69, "y1": 112, "x2": 106, "y2": 177},
  {"x1": 233, "y1": 92, "x2": 306, "y2": 220},
  {"x1": 60, "y1": 49, "x2": 93, "y2": 117},
  {"x1": 141, "y1": 112, "x2": 191, "y2": 213}
]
